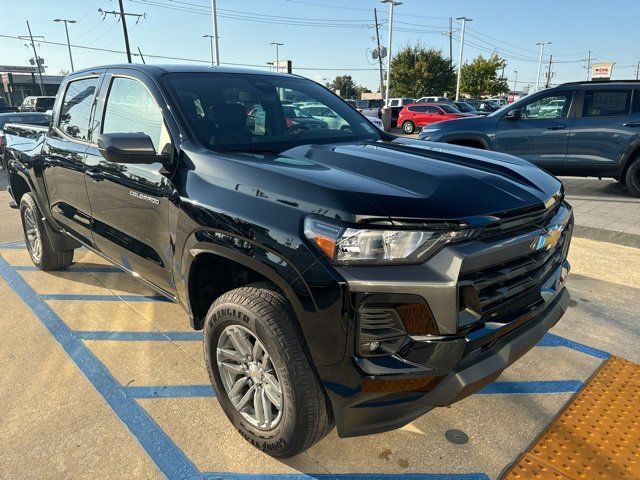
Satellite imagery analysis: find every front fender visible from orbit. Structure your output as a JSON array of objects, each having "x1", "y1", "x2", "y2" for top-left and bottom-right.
[{"x1": 177, "y1": 226, "x2": 348, "y2": 368}]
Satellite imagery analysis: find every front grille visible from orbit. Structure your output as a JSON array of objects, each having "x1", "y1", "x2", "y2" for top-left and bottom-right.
[
  {"x1": 459, "y1": 220, "x2": 571, "y2": 319},
  {"x1": 480, "y1": 201, "x2": 562, "y2": 240}
]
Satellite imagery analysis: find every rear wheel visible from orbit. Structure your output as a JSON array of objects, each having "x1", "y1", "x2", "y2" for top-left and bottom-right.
[
  {"x1": 625, "y1": 158, "x2": 640, "y2": 197},
  {"x1": 402, "y1": 121, "x2": 415, "y2": 134},
  {"x1": 203, "y1": 282, "x2": 334, "y2": 458},
  {"x1": 19, "y1": 193, "x2": 74, "y2": 270}
]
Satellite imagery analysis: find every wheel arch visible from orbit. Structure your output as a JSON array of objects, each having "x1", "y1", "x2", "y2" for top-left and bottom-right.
[
  {"x1": 183, "y1": 240, "x2": 313, "y2": 331},
  {"x1": 442, "y1": 134, "x2": 490, "y2": 149}
]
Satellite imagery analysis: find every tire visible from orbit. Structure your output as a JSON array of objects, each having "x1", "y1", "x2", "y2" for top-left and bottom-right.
[
  {"x1": 402, "y1": 121, "x2": 415, "y2": 134},
  {"x1": 19, "y1": 193, "x2": 74, "y2": 270},
  {"x1": 624, "y1": 159, "x2": 640, "y2": 197},
  {"x1": 203, "y1": 282, "x2": 334, "y2": 458}
]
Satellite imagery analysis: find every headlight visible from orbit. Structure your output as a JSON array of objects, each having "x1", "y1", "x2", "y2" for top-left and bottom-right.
[{"x1": 304, "y1": 217, "x2": 477, "y2": 265}]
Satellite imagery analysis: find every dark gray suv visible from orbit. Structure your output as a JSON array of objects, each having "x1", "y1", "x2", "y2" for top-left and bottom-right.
[{"x1": 418, "y1": 81, "x2": 640, "y2": 196}]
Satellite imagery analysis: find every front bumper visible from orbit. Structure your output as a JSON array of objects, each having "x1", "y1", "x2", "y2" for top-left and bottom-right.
[{"x1": 325, "y1": 284, "x2": 570, "y2": 437}]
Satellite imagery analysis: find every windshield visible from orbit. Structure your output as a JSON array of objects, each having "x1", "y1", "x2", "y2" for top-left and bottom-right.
[
  {"x1": 283, "y1": 105, "x2": 312, "y2": 118},
  {"x1": 440, "y1": 104, "x2": 460, "y2": 113},
  {"x1": 455, "y1": 102, "x2": 474, "y2": 112},
  {"x1": 164, "y1": 73, "x2": 380, "y2": 152}
]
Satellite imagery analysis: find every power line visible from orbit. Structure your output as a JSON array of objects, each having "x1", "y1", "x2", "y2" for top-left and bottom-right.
[{"x1": 0, "y1": 33, "x2": 378, "y2": 71}]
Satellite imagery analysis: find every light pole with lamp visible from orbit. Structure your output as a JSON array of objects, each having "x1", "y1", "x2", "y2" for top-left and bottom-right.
[
  {"x1": 54, "y1": 19, "x2": 76, "y2": 72},
  {"x1": 381, "y1": 0, "x2": 402, "y2": 131}
]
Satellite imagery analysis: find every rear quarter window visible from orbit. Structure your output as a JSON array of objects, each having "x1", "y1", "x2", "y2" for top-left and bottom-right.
[{"x1": 583, "y1": 90, "x2": 630, "y2": 117}]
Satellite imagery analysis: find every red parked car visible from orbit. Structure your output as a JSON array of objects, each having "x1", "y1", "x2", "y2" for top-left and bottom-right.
[{"x1": 398, "y1": 103, "x2": 471, "y2": 134}]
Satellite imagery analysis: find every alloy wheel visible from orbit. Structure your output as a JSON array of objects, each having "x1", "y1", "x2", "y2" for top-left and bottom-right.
[
  {"x1": 23, "y1": 205, "x2": 42, "y2": 263},
  {"x1": 216, "y1": 325, "x2": 283, "y2": 430}
]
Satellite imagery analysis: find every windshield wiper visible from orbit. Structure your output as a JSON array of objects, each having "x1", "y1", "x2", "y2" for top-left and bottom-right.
[{"x1": 214, "y1": 146, "x2": 283, "y2": 155}]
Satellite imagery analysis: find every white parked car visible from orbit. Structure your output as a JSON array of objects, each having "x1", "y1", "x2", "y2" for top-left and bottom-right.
[{"x1": 299, "y1": 103, "x2": 383, "y2": 130}]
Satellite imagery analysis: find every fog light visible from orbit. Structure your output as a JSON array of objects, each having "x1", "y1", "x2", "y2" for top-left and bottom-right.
[{"x1": 368, "y1": 341, "x2": 381, "y2": 352}]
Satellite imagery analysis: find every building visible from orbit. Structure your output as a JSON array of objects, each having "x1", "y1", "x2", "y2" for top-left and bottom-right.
[{"x1": 1, "y1": 66, "x2": 64, "y2": 107}]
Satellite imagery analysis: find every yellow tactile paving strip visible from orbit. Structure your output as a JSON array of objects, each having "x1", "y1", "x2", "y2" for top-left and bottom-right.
[{"x1": 503, "y1": 356, "x2": 640, "y2": 479}]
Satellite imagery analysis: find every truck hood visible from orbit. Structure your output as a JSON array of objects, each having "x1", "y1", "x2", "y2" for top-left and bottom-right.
[{"x1": 189, "y1": 138, "x2": 561, "y2": 223}]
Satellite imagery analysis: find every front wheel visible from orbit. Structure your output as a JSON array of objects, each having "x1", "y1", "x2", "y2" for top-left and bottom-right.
[
  {"x1": 19, "y1": 193, "x2": 74, "y2": 270},
  {"x1": 203, "y1": 283, "x2": 334, "y2": 458},
  {"x1": 402, "y1": 120, "x2": 415, "y2": 134},
  {"x1": 625, "y1": 159, "x2": 640, "y2": 197}
]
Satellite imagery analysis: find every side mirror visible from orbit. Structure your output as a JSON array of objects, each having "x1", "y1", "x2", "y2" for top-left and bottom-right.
[
  {"x1": 97, "y1": 132, "x2": 159, "y2": 164},
  {"x1": 437, "y1": 110, "x2": 445, "y2": 115},
  {"x1": 505, "y1": 109, "x2": 522, "y2": 120}
]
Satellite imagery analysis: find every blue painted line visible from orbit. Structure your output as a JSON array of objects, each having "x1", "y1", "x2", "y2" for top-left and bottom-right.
[
  {"x1": 39, "y1": 293, "x2": 171, "y2": 302},
  {"x1": 13, "y1": 265, "x2": 124, "y2": 273},
  {"x1": 75, "y1": 330, "x2": 203, "y2": 341},
  {"x1": 124, "y1": 385, "x2": 215, "y2": 399},
  {"x1": 199, "y1": 474, "x2": 490, "y2": 480},
  {"x1": 0, "y1": 241, "x2": 27, "y2": 249},
  {"x1": 0, "y1": 254, "x2": 200, "y2": 479},
  {"x1": 538, "y1": 332, "x2": 610, "y2": 359},
  {"x1": 478, "y1": 380, "x2": 582, "y2": 395}
]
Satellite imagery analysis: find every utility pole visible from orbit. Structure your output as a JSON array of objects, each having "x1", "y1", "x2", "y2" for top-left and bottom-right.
[
  {"x1": 271, "y1": 42, "x2": 283, "y2": 72},
  {"x1": 448, "y1": 17, "x2": 453, "y2": 65},
  {"x1": 636, "y1": 60, "x2": 640, "y2": 80},
  {"x1": 210, "y1": 0, "x2": 220, "y2": 65},
  {"x1": 203, "y1": 34, "x2": 215, "y2": 66},
  {"x1": 586, "y1": 50, "x2": 591, "y2": 81},
  {"x1": 118, "y1": 0, "x2": 132, "y2": 63},
  {"x1": 54, "y1": 19, "x2": 76, "y2": 72},
  {"x1": 25, "y1": 21, "x2": 45, "y2": 95},
  {"x1": 545, "y1": 55, "x2": 553, "y2": 88},
  {"x1": 535, "y1": 41, "x2": 551, "y2": 92},
  {"x1": 99, "y1": 3, "x2": 144, "y2": 63},
  {"x1": 455, "y1": 16, "x2": 472, "y2": 101},
  {"x1": 382, "y1": 0, "x2": 402, "y2": 107},
  {"x1": 373, "y1": 8, "x2": 385, "y2": 97},
  {"x1": 513, "y1": 70, "x2": 518, "y2": 91}
]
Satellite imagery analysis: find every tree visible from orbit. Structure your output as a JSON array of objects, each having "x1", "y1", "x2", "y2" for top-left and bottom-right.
[
  {"x1": 325, "y1": 75, "x2": 370, "y2": 99},
  {"x1": 389, "y1": 45, "x2": 455, "y2": 98},
  {"x1": 459, "y1": 54, "x2": 509, "y2": 98}
]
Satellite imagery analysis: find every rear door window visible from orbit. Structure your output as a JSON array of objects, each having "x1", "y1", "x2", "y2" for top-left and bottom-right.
[
  {"x1": 582, "y1": 90, "x2": 631, "y2": 117},
  {"x1": 58, "y1": 77, "x2": 99, "y2": 141}
]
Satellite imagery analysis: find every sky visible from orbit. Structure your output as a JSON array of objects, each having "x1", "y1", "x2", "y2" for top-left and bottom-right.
[{"x1": 1, "y1": 0, "x2": 638, "y2": 93}]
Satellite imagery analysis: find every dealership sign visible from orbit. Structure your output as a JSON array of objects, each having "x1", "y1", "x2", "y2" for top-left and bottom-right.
[
  {"x1": 591, "y1": 62, "x2": 615, "y2": 80},
  {"x1": 0, "y1": 65, "x2": 40, "y2": 74}
]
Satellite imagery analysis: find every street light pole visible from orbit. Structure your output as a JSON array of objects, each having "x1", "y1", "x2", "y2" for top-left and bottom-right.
[
  {"x1": 455, "y1": 16, "x2": 472, "y2": 101},
  {"x1": 210, "y1": 0, "x2": 220, "y2": 65},
  {"x1": 270, "y1": 42, "x2": 283, "y2": 72},
  {"x1": 513, "y1": 70, "x2": 518, "y2": 91},
  {"x1": 54, "y1": 19, "x2": 76, "y2": 72},
  {"x1": 203, "y1": 34, "x2": 215, "y2": 66},
  {"x1": 381, "y1": 0, "x2": 402, "y2": 107},
  {"x1": 535, "y1": 41, "x2": 551, "y2": 92}
]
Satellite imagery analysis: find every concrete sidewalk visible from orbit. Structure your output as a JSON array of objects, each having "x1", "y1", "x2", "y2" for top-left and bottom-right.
[{"x1": 562, "y1": 177, "x2": 640, "y2": 247}]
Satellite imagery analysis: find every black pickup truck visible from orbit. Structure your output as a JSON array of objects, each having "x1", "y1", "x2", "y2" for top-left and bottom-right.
[{"x1": 3, "y1": 64, "x2": 573, "y2": 458}]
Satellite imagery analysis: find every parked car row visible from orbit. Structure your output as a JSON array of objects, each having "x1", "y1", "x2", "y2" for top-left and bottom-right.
[{"x1": 417, "y1": 80, "x2": 640, "y2": 196}]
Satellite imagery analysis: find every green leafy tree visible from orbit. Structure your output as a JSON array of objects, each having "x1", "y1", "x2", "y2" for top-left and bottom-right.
[
  {"x1": 326, "y1": 75, "x2": 370, "y2": 99},
  {"x1": 389, "y1": 45, "x2": 455, "y2": 98},
  {"x1": 459, "y1": 54, "x2": 509, "y2": 98}
]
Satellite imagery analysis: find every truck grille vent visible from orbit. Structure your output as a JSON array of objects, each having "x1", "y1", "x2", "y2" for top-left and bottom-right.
[{"x1": 459, "y1": 224, "x2": 571, "y2": 318}]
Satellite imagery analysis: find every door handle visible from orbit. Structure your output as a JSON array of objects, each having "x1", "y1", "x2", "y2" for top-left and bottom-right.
[
  {"x1": 623, "y1": 122, "x2": 640, "y2": 127},
  {"x1": 547, "y1": 125, "x2": 567, "y2": 130},
  {"x1": 85, "y1": 169, "x2": 104, "y2": 181}
]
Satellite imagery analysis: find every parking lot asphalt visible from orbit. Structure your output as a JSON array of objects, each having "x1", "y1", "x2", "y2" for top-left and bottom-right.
[{"x1": 0, "y1": 173, "x2": 639, "y2": 479}]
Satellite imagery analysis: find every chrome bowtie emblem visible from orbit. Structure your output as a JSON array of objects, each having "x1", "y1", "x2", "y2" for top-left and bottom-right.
[{"x1": 533, "y1": 224, "x2": 563, "y2": 251}]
